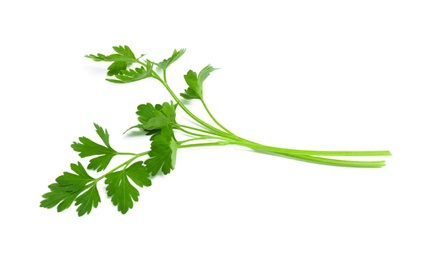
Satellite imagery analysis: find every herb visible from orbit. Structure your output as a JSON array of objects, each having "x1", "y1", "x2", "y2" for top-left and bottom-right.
[{"x1": 41, "y1": 45, "x2": 391, "y2": 216}]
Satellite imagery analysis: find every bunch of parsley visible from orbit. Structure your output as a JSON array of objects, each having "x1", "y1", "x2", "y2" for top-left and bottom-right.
[{"x1": 40, "y1": 46, "x2": 391, "y2": 216}]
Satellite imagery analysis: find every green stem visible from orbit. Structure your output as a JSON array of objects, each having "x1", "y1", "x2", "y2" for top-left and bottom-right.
[
  {"x1": 93, "y1": 140, "x2": 229, "y2": 184},
  {"x1": 149, "y1": 68, "x2": 390, "y2": 167},
  {"x1": 179, "y1": 123, "x2": 390, "y2": 157},
  {"x1": 163, "y1": 68, "x2": 168, "y2": 84},
  {"x1": 268, "y1": 151, "x2": 386, "y2": 168},
  {"x1": 176, "y1": 126, "x2": 212, "y2": 138},
  {"x1": 180, "y1": 141, "x2": 229, "y2": 149},
  {"x1": 232, "y1": 140, "x2": 391, "y2": 157},
  {"x1": 152, "y1": 71, "x2": 229, "y2": 137},
  {"x1": 178, "y1": 136, "x2": 220, "y2": 144},
  {"x1": 94, "y1": 151, "x2": 149, "y2": 182},
  {"x1": 136, "y1": 60, "x2": 147, "y2": 67},
  {"x1": 180, "y1": 122, "x2": 390, "y2": 159},
  {"x1": 179, "y1": 124, "x2": 231, "y2": 140},
  {"x1": 116, "y1": 152, "x2": 138, "y2": 156},
  {"x1": 201, "y1": 99, "x2": 235, "y2": 135},
  {"x1": 178, "y1": 141, "x2": 386, "y2": 167}
]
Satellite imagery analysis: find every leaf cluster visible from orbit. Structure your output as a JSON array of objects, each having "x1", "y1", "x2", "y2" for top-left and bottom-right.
[
  {"x1": 41, "y1": 101, "x2": 180, "y2": 215},
  {"x1": 86, "y1": 45, "x2": 140, "y2": 76},
  {"x1": 181, "y1": 65, "x2": 218, "y2": 100},
  {"x1": 71, "y1": 123, "x2": 117, "y2": 171},
  {"x1": 40, "y1": 162, "x2": 100, "y2": 216},
  {"x1": 41, "y1": 45, "x2": 390, "y2": 217},
  {"x1": 87, "y1": 46, "x2": 186, "y2": 84},
  {"x1": 105, "y1": 162, "x2": 151, "y2": 214}
]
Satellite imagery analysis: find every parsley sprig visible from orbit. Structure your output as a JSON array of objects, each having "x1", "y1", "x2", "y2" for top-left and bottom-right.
[{"x1": 41, "y1": 45, "x2": 391, "y2": 216}]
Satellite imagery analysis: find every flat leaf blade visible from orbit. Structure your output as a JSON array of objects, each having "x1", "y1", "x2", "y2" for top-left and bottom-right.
[
  {"x1": 75, "y1": 184, "x2": 101, "y2": 216},
  {"x1": 180, "y1": 65, "x2": 217, "y2": 100},
  {"x1": 105, "y1": 163, "x2": 151, "y2": 214},
  {"x1": 157, "y1": 49, "x2": 186, "y2": 70},
  {"x1": 107, "y1": 62, "x2": 153, "y2": 83},
  {"x1": 145, "y1": 126, "x2": 179, "y2": 176},
  {"x1": 40, "y1": 162, "x2": 100, "y2": 216},
  {"x1": 125, "y1": 162, "x2": 151, "y2": 187},
  {"x1": 136, "y1": 102, "x2": 176, "y2": 130}
]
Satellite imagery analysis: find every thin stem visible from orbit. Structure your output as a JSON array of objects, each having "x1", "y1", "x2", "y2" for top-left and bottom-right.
[
  {"x1": 178, "y1": 140, "x2": 386, "y2": 167},
  {"x1": 163, "y1": 68, "x2": 168, "y2": 83},
  {"x1": 180, "y1": 141, "x2": 229, "y2": 149},
  {"x1": 201, "y1": 99, "x2": 235, "y2": 135},
  {"x1": 93, "y1": 141, "x2": 229, "y2": 184},
  {"x1": 94, "y1": 151, "x2": 149, "y2": 182},
  {"x1": 232, "y1": 140, "x2": 391, "y2": 157},
  {"x1": 148, "y1": 68, "x2": 389, "y2": 167},
  {"x1": 136, "y1": 60, "x2": 147, "y2": 67},
  {"x1": 180, "y1": 123, "x2": 390, "y2": 157},
  {"x1": 179, "y1": 124, "x2": 231, "y2": 139},
  {"x1": 179, "y1": 124, "x2": 213, "y2": 134},
  {"x1": 178, "y1": 136, "x2": 219, "y2": 144},
  {"x1": 151, "y1": 71, "x2": 229, "y2": 137},
  {"x1": 177, "y1": 128, "x2": 218, "y2": 142},
  {"x1": 176, "y1": 126, "x2": 210, "y2": 137},
  {"x1": 270, "y1": 151, "x2": 386, "y2": 168},
  {"x1": 179, "y1": 124, "x2": 390, "y2": 158},
  {"x1": 116, "y1": 152, "x2": 138, "y2": 156}
]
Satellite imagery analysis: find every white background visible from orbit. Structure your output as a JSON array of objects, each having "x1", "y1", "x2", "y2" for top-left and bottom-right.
[{"x1": 1, "y1": 0, "x2": 424, "y2": 259}]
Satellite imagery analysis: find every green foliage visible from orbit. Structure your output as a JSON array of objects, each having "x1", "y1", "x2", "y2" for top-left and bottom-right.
[
  {"x1": 157, "y1": 49, "x2": 186, "y2": 70},
  {"x1": 86, "y1": 45, "x2": 140, "y2": 76},
  {"x1": 40, "y1": 162, "x2": 100, "y2": 216},
  {"x1": 41, "y1": 45, "x2": 391, "y2": 217},
  {"x1": 74, "y1": 184, "x2": 101, "y2": 216},
  {"x1": 136, "y1": 101, "x2": 177, "y2": 130},
  {"x1": 106, "y1": 61, "x2": 154, "y2": 84},
  {"x1": 71, "y1": 123, "x2": 117, "y2": 172},
  {"x1": 145, "y1": 126, "x2": 179, "y2": 176},
  {"x1": 181, "y1": 65, "x2": 217, "y2": 100},
  {"x1": 105, "y1": 162, "x2": 151, "y2": 214}
]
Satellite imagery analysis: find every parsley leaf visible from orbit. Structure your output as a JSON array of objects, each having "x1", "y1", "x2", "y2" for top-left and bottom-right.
[
  {"x1": 86, "y1": 45, "x2": 140, "y2": 76},
  {"x1": 181, "y1": 65, "x2": 217, "y2": 100},
  {"x1": 145, "y1": 125, "x2": 179, "y2": 176},
  {"x1": 157, "y1": 49, "x2": 186, "y2": 70},
  {"x1": 75, "y1": 184, "x2": 101, "y2": 216},
  {"x1": 55, "y1": 162, "x2": 94, "y2": 192},
  {"x1": 105, "y1": 161, "x2": 151, "y2": 214},
  {"x1": 136, "y1": 101, "x2": 177, "y2": 130},
  {"x1": 71, "y1": 123, "x2": 117, "y2": 172},
  {"x1": 107, "y1": 60, "x2": 153, "y2": 84},
  {"x1": 40, "y1": 162, "x2": 100, "y2": 216}
]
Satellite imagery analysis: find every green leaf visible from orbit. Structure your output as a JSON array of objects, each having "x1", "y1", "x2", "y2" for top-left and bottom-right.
[
  {"x1": 157, "y1": 49, "x2": 186, "y2": 70},
  {"x1": 136, "y1": 102, "x2": 177, "y2": 130},
  {"x1": 85, "y1": 53, "x2": 108, "y2": 62},
  {"x1": 181, "y1": 65, "x2": 217, "y2": 100},
  {"x1": 107, "y1": 61, "x2": 128, "y2": 76},
  {"x1": 145, "y1": 126, "x2": 179, "y2": 176},
  {"x1": 56, "y1": 162, "x2": 93, "y2": 192},
  {"x1": 125, "y1": 161, "x2": 152, "y2": 187},
  {"x1": 86, "y1": 45, "x2": 139, "y2": 76},
  {"x1": 106, "y1": 61, "x2": 153, "y2": 84},
  {"x1": 112, "y1": 45, "x2": 137, "y2": 61},
  {"x1": 105, "y1": 162, "x2": 151, "y2": 214},
  {"x1": 41, "y1": 183, "x2": 77, "y2": 210},
  {"x1": 40, "y1": 162, "x2": 100, "y2": 216},
  {"x1": 94, "y1": 123, "x2": 112, "y2": 148},
  {"x1": 71, "y1": 124, "x2": 117, "y2": 172},
  {"x1": 75, "y1": 184, "x2": 101, "y2": 216},
  {"x1": 86, "y1": 154, "x2": 115, "y2": 172}
]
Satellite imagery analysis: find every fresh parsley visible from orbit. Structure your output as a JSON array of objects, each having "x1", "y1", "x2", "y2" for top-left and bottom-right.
[{"x1": 41, "y1": 45, "x2": 391, "y2": 216}]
